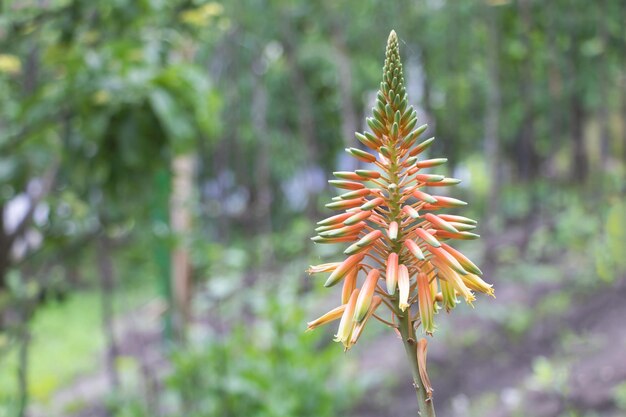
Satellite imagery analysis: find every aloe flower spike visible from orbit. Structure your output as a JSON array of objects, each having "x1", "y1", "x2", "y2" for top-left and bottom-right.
[{"x1": 305, "y1": 30, "x2": 494, "y2": 417}]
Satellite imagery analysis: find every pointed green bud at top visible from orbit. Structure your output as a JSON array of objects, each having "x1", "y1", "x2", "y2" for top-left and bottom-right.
[{"x1": 383, "y1": 30, "x2": 406, "y2": 107}]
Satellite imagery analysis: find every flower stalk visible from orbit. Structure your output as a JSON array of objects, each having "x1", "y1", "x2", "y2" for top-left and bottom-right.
[
  {"x1": 306, "y1": 30, "x2": 494, "y2": 416},
  {"x1": 398, "y1": 311, "x2": 436, "y2": 417}
]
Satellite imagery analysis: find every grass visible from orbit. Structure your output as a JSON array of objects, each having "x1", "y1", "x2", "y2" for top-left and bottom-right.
[{"x1": 0, "y1": 284, "x2": 155, "y2": 408}]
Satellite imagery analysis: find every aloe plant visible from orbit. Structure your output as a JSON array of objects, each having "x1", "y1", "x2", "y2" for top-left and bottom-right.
[{"x1": 307, "y1": 30, "x2": 494, "y2": 416}]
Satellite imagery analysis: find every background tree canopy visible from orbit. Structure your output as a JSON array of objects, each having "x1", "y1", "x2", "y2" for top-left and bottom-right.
[{"x1": 0, "y1": 1, "x2": 625, "y2": 417}]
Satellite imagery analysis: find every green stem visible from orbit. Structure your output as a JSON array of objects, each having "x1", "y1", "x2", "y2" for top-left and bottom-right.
[{"x1": 398, "y1": 312, "x2": 436, "y2": 417}]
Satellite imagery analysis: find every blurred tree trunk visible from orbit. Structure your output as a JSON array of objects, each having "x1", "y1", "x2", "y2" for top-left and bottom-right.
[
  {"x1": 282, "y1": 36, "x2": 319, "y2": 164},
  {"x1": 568, "y1": 24, "x2": 589, "y2": 182},
  {"x1": 0, "y1": 205, "x2": 8, "y2": 295},
  {"x1": 282, "y1": 23, "x2": 321, "y2": 217},
  {"x1": 620, "y1": 1, "x2": 626, "y2": 162},
  {"x1": 623, "y1": 76, "x2": 626, "y2": 162},
  {"x1": 16, "y1": 316, "x2": 31, "y2": 417},
  {"x1": 330, "y1": 23, "x2": 358, "y2": 170},
  {"x1": 151, "y1": 170, "x2": 173, "y2": 342},
  {"x1": 483, "y1": 3, "x2": 502, "y2": 273},
  {"x1": 439, "y1": 1, "x2": 460, "y2": 168},
  {"x1": 570, "y1": 96, "x2": 588, "y2": 182},
  {"x1": 598, "y1": 91, "x2": 610, "y2": 167},
  {"x1": 213, "y1": 135, "x2": 231, "y2": 243},
  {"x1": 598, "y1": 0, "x2": 611, "y2": 167},
  {"x1": 516, "y1": 0, "x2": 537, "y2": 181},
  {"x1": 251, "y1": 66, "x2": 273, "y2": 266},
  {"x1": 96, "y1": 235, "x2": 120, "y2": 391},
  {"x1": 170, "y1": 155, "x2": 194, "y2": 341},
  {"x1": 546, "y1": 13, "x2": 564, "y2": 172}
]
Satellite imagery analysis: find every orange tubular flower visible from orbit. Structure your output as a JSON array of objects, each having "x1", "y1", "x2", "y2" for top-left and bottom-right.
[{"x1": 306, "y1": 30, "x2": 494, "y2": 411}]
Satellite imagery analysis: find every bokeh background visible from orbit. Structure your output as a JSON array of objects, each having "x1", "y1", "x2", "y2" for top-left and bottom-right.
[{"x1": 1, "y1": 1, "x2": 626, "y2": 417}]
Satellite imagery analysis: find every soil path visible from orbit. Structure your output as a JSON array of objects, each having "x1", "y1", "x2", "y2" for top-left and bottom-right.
[{"x1": 350, "y1": 277, "x2": 626, "y2": 417}]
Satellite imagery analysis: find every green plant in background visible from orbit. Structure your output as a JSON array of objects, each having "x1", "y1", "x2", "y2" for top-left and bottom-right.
[
  {"x1": 613, "y1": 381, "x2": 626, "y2": 411},
  {"x1": 306, "y1": 31, "x2": 494, "y2": 417},
  {"x1": 109, "y1": 289, "x2": 359, "y2": 417},
  {"x1": 595, "y1": 199, "x2": 626, "y2": 283}
]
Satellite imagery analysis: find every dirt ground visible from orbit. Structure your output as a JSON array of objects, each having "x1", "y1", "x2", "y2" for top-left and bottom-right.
[{"x1": 350, "y1": 276, "x2": 626, "y2": 417}]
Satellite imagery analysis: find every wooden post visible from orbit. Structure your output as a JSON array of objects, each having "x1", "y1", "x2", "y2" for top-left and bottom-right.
[{"x1": 170, "y1": 155, "x2": 194, "y2": 342}]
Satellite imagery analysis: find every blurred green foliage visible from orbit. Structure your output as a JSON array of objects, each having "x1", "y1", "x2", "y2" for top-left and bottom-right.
[
  {"x1": 1, "y1": 0, "x2": 625, "y2": 416},
  {"x1": 108, "y1": 288, "x2": 361, "y2": 417},
  {"x1": 0, "y1": 285, "x2": 154, "y2": 407},
  {"x1": 595, "y1": 199, "x2": 626, "y2": 283}
]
